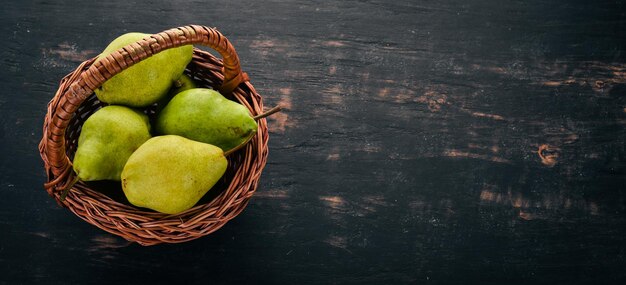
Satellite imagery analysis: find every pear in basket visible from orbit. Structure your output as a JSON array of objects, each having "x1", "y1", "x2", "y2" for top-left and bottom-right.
[
  {"x1": 73, "y1": 106, "x2": 151, "y2": 181},
  {"x1": 169, "y1": 73, "x2": 197, "y2": 96},
  {"x1": 94, "y1": 32, "x2": 193, "y2": 107},
  {"x1": 154, "y1": 88, "x2": 258, "y2": 151},
  {"x1": 121, "y1": 135, "x2": 228, "y2": 214},
  {"x1": 155, "y1": 74, "x2": 197, "y2": 113}
]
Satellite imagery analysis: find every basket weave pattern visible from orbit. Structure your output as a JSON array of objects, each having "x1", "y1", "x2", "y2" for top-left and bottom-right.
[{"x1": 39, "y1": 25, "x2": 268, "y2": 245}]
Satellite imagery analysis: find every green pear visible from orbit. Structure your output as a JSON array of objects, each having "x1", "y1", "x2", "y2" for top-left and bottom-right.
[
  {"x1": 73, "y1": 106, "x2": 151, "y2": 181},
  {"x1": 155, "y1": 74, "x2": 198, "y2": 113},
  {"x1": 170, "y1": 74, "x2": 197, "y2": 96},
  {"x1": 121, "y1": 135, "x2": 228, "y2": 214},
  {"x1": 94, "y1": 32, "x2": 194, "y2": 107},
  {"x1": 154, "y1": 88, "x2": 258, "y2": 151}
]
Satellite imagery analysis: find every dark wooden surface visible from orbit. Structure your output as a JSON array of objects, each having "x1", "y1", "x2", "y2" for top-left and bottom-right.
[{"x1": 1, "y1": 0, "x2": 625, "y2": 284}]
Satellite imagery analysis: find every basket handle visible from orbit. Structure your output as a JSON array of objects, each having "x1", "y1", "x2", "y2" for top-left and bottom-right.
[{"x1": 43, "y1": 25, "x2": 248, "y2": 184}]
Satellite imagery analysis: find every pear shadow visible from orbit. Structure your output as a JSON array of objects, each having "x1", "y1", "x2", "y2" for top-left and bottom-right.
[{"x1": 84, "y1": 180, "x2": 129, "y2": 205}]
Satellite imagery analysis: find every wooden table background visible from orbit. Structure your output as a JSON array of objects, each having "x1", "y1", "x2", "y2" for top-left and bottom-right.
[{"x1": 1, "y1": 0, "x2": 625, "y2": 284}]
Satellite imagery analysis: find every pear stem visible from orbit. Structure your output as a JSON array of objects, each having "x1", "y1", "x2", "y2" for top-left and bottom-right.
[
  {"x1": 224, "y1": 131, "x2": 257, "y2": 157},
  {"x1": 253, "y1": 105, "x2": 282, "y2": 121},
  {"x1": 60, "y1": 175, "x2": 80, "y2": 202}
]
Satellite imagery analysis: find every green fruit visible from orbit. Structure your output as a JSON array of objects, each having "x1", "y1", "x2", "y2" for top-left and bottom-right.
[
  {"x1": 155, "y1": 88, "x2": 258, "y2": 151},
  {"x1": 170, "y1": 74, "x2": 197, "y2": 96},
  {"x1": 155, "y1": 74, "x2": 198, "y2": 113},
  {"x1": 94, "y1": 32, "x2": 193, "y2": 108},
  {"x1": 73, "y1": 106, "x2": 151, "y2": 181},
  {"x1": 121, "y1": 135, "x2": 228, "y2": 214}
]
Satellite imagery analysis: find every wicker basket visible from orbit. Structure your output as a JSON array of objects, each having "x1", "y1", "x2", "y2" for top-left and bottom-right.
[{"x1": 38, "y1": 25, "x2": 269, "y2": 246}]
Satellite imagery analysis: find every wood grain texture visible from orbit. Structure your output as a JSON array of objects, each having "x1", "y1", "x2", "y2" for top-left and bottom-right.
[{"x1": 1, "y1": 0, "x2": 625, "y2": 284}]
